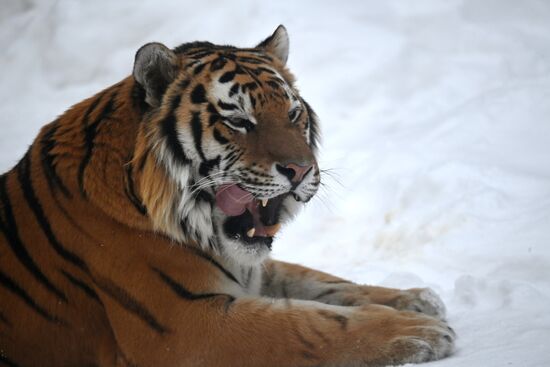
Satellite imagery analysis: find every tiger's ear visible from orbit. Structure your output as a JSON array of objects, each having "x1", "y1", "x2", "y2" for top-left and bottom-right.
[
  {"x1": 257, "y1": 25, "x2": 289, "y2": 65},
  {"x1": 133, "y1": 42, "x2": 178, "y2": 107}
]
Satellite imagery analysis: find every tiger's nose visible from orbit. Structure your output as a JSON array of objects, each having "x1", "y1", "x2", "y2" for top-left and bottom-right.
[{"x1": 275, "y1": 163, "x2": 314, "y2": 184}]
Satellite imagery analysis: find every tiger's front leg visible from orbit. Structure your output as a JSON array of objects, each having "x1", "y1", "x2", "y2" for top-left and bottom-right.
[
  {"x1": 262, "y1": 259, "x2": 447, "y2": 320},
  {"x1": 105, "y1": 271, "x2": 455, "y2": 367}
]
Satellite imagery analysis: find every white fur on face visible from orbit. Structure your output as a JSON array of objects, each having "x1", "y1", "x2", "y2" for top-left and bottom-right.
[{"x1": 155, "y1": 138, "x2": 215, "y2": 248}]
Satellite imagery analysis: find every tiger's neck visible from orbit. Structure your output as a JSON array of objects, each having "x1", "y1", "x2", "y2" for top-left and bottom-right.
[
  {"x1": 34, "y1": 76, "x2": 153, "y2": 232},
  {"x1": 32, "y1": 76, "x2": 218, "y2": 253}
]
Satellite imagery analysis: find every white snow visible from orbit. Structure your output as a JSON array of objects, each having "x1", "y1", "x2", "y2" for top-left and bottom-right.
[{"x1": 1, "y1": 0, "x2": 549, "y2": 365}]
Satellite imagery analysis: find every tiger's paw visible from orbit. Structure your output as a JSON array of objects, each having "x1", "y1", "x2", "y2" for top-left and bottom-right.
[
  {"x1": 388, "y1": 319, "x2": 456, "y2": 364},
  {"x1": 355, "y1": 306, "x2": 456, "y2": 366},
  {"x1": 395, "y1": 288, "x2": 447, "y2": 320}
]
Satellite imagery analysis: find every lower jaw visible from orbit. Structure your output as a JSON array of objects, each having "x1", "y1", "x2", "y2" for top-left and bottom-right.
[
  {"x1": 222, "y1": 232, "x2": 274, "y2": 251},
  {"x1": 241, "y1": 236, "x2": 273, "y2": 249},
  {"x1": 222, "y1": 210, "x2": 275, "y2": 249}
]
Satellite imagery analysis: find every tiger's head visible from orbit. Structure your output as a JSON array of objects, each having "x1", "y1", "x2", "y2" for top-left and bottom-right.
[{"x1": 133, "y1": 26, "x2": 320, "y2": 265}]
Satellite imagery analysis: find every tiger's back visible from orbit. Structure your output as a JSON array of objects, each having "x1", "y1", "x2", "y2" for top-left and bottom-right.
[{"x1": 0, "y1": 79, "x2": 147, "y2": 366}]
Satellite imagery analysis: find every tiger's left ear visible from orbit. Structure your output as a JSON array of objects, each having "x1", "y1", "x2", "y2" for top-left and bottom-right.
[
  {"x1": 257, "y1": 25, "x2": 289, "y2": 65},
  {"x1": 133, "y1": 42, "x2": 179, "y2": 107}
]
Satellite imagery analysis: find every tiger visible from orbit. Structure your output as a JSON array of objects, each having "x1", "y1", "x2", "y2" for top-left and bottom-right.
[{"x1": 0, "y1": 25, "x2": 455, "y2": 367}]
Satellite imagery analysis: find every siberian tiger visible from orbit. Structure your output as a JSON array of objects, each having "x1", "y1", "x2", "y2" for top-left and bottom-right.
[{"x1": 0, "y1": 26, "x2": 455, "y2": 367}]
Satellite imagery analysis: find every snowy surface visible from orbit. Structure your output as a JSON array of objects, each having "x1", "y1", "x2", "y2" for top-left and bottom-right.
[{"x1": 1, "y1": 0, "x2": 550, "y2": 365}]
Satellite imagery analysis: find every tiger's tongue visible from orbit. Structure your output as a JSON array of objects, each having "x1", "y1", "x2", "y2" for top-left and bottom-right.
[
  {"x1": 215, "y1": 184, "x2": 254, "y2": 216},
  {"x1": 215, "y1": 184, "x2": 271, "y2": 237}
]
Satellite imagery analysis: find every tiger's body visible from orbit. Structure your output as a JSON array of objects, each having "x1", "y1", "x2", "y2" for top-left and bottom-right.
[{"x1": 0, "y1": 26, "x2": 454, "y2": 367}]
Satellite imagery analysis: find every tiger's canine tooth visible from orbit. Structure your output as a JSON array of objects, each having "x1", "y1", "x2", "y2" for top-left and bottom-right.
[
  {"x1": 247, "y1": 228, "x2": 256, "y2": 237},
  {"x1": 261, "y1": 199, "x2": 268, "y2": 207}
]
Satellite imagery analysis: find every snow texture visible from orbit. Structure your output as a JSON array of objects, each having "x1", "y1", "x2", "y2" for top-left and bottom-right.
[{"x1": 1, "y1": 0, "x2": 549, "y2": 365}]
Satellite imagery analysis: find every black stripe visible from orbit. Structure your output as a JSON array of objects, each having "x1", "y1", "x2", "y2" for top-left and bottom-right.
[
  {"x1": 193, "y1": 63, "x2": 206, "y2": 75},
  {"x1": 17, "y1": 152, "x2": 88, "y2": 274},
  {"x1": 208, "y1": 113, "x2": 220, "y2": 126},
  {"x1": 190, "y1": 112, "x2": 207, "y2": 161},
  {"x1": 178, "y1": 78, "x2": 191, "y2": 90},
  {"x1": 234, "y1": 64, "x2": 247, "y2": 75},
  {"x1": 124, "y1": 163, "x2": 147, "y2": 215},
  {"x1": 303, "y1": 99, "x2": 320, "y2": 150},
  {"x1": 266, "y1": 80, "x2": 281, "y2": 90},
  {"x1": 207, "y1": 103, "x2": 221, "y2": 126},
  {"x1": 308, "y1": 321, "x2": 332, "y2": 346},
  {"x1": 0, "y1": 172, "x2": 67, "y2": 302},
  {"x1": 152, "y1": 267, "x2": 235, "y2": 305},
  {"x1": 254, "y1": 66, "x2": 276, "y2": 75},
  {"x1": 213, "y1": 128, "x2": 229, "y2": 144},
  {"x1": 94, "y1": 276, "x2": 168, "y2": 334},
  {"x1": 218, "y1": 71, "x2": 236, "y2": 83},
  {"x1": 40, "y1": 121, "x2": 72, "y2": 198},
  {"x1": 46, "y1": 182, "x2": 98, "y2": 244},
  {"x1": 195, "y1": 189, "x2": 214, "y2": 204},
  {"x1": 209, "y1": 56, "x2": 227, "y2": 72},
  {"x1": 77, "y1": 92, "x2": 106, "y2": 195},
  {"x1": 179, "y1": 42, "x2": 215, "y2": 55},
  {"x1": 190, "y1": 84, "x2": 207, "y2": 104},
  {"x1": 184, "y1": 59, "x2": 201, "y2": 69},
  {"x1": 0, "y1": 270, "x2": 63, "y2": 324},
  {"x1": 179, "y1": 217, "x2": 190, "y2": 236},
  {"x1": 206, "y1": 102, "x2": 218, "y2": 115},
  {"x1": 317, "y1": 310, "x2": 348, "y2": 330},
  {"x1": 237, "y1": 56, "x2": 265, "y2": 65},
  {"x1": 228, "y1": 83, "x2": 240, "y2": 96},
  {"x1": 295, "y1": 329, "x2": 316, "y2": 350},
  {"x1": 237, "y1": 64, "x2": 262, "y2": 87},
  {"x1": 217, "y1": 101, "x2": 239, "y2": 111},
  {"x1": 198, "y1": 156, "x2": 220, "y2": 177},
  {"x1": 224, "y1": 150, "x2": 237, "y2": 164},
  {"x1": 250, "y1": 94, "x2": 256, "y2": 109},
  {"x1": 182, "y1": 246, "x2": 240, "y2": 286},
  {"x1": 252, "y1": 53, "x2": 273, "y2": 62},
  {"x1": 161, "y1": 95, "x2": 190, "y2": 164},
  {"x1": 225, "y1": 151, "x2": 243, "y2": 171},
  {"x1": 0, "y1": 311, "x2": 10, "y2": 327},
  {"x1": 313, "y1": 288, "x2": 338, "y2": 300},
  {"x1": 60, "y1": 269, "x2": 100, "y2": 303},
  {"x1": 184, "y1": 49, "x2": 215, "y2": 59},
  {"x1": 0, "y1": 355, "x2": 20, "y2": 367},
  {"x1": 78, "y1": 90, "x2": 117, "y2": 197},
  {"x1": 241, "y1": 82, "x2": 259, "y2": 92}
]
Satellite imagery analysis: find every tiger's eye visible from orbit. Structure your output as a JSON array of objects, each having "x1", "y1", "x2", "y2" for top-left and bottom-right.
[
  {"x1": 288, "y1": 108, "x2": 302, "y2": 123},
  {"x1": 224, "y1": 117, "x2": 254, "y2": 133}
]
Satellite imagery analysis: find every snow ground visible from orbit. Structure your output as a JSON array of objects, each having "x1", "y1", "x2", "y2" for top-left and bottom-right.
[{"x1": 1, "y1": 0, "x2": 550, "y2": 365}]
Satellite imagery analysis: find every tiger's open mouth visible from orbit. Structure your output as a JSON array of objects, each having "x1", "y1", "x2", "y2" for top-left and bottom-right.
[{"x1": 216, "y1": 184, "x2": 286, "y2": 249}]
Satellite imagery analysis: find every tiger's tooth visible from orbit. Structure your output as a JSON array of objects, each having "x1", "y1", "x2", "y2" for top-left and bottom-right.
[
  {"x1": 247, "y1": 228, "x2": 256, "y2": 237},
  {"x1": 261, "y1": 199, "x2": 268, "y2": 207}
]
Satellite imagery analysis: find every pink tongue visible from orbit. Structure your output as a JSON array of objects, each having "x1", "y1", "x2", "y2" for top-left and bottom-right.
[{"x1": 215, "y1": 184, "x2": 254, "y2": 216}]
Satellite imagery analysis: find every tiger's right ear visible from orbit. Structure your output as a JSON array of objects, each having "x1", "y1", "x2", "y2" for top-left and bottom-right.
[{"x1": 133, "y1": 42, "x2": 178, "y2": 107}]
